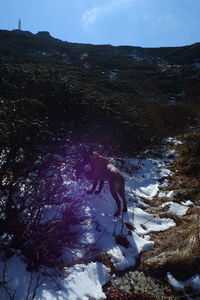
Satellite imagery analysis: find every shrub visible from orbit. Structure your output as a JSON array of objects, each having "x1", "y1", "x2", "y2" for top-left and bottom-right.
[{"x1": 0, "y1": 98, "x2": 89, "y2": 270}]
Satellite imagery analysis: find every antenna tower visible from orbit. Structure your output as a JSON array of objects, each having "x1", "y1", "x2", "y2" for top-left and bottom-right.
[{"x1": 18, "y1": 18, "x2": 21, "y2": 30}]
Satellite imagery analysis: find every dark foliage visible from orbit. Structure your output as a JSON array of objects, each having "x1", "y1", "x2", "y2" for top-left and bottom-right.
[
  {"x1": 0, "y1": 29, "x2": 200, "y2": 270},
  {"x1": 0, "y1": 97, "x2": 88, "y2": 270}
]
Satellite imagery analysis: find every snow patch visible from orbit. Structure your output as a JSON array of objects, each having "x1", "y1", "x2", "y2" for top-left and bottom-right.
[
  {"x1": 80, "y1": 53, "x2": 88, "y2": 60},
  {"x1": 0, "y1": 256, "x2": 109, "y2": 300},
  {"x1": 168, "y1": 202, "x2": 188, "y2": 216},
  {"x1": 107, "y1": 245, "x2": 136, "y2": 271},
  {"x1": 168, "y1": 273, "x2": 200, "y2": 293},
  {"x1": 158, "y1": 190, "x2": 174, "y2": 198},
  {"x1": 126, "y1": 207, "x2": 175, "y2": 236},
  {"x1": 38, "y1": 262, "x2": 110, "y2": 300},
  {"x1": 161, "y1": 201, "x2": 189, "y2": 216},
  {"x1": 163, "y1": 137, "x2": 182, "y2": 145}
]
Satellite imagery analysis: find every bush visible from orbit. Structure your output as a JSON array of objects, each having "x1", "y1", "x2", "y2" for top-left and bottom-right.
[{"x1": 0, "y1": 98, "x2": 89, "y2": 270}]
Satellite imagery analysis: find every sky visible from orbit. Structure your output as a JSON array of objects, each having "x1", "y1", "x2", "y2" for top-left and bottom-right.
[{"x1": 0, "y1": 0, "x2": 200, "y2": 47}]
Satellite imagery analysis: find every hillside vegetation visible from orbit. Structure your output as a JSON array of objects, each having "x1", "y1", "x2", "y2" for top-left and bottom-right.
[
  {"x1": 0, "y1": 29, "x2": 200, "y2": 299},
  {"x1": 0, "y1": 29, "x2": 200, "y2": 154}
]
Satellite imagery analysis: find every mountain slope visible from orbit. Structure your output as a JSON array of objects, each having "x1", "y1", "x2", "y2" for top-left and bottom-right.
[{"x1": 0, "y1": 29, "x2": 199, "y2": 153}]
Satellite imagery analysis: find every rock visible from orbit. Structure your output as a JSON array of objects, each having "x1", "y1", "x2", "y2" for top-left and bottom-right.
[
  {"x1": 110, "y1": 271, "x2": 168, "y2": 298},
  {"x1": 36, "y1": 31, "x2": 53, "y2": 40}
]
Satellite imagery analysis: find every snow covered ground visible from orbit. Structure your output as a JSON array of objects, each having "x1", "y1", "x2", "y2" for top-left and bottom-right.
[
  {"x1": 0, "y1": 141, "x2": 198, "y2": 299},
  {"x1": 168, "y1": 273, "x2": 200, "y2": 293}
]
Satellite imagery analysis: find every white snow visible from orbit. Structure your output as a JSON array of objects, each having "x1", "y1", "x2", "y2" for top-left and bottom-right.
[
  {"x1": 37, "y1": 262, "x2": 110, "y2": 300},
  {"x1": 0, "y1": 254, "x2": 42, "y2": 300},
  {"x1": 167, "y1": 273, "x2": 185, "y2": 291},
  {"x1": 158, "y1": 190, "x2": 174, "y2": 198},
  {"x1": 168, "y1": 273, "x2": 200, "y2": 293},
  {"x1": 80, "y1": 53, "x2": 88, "y2": 60},
  {"x1": 163, "y1": 137, "x2": 182, "y2": 145},
  {"x1": 166, "y1": 190, "x2": 175, "y2": 198},
  {"x1": 161, "y1": 201, "x2": 189, "y2": 216},
  {"x1": 0, "y1": 256, "x2": 109, "y2": 300},
  {"x1": 126, "y1": 158, "x2": 171, "y2": 201},
  {"x1": 168, "y1": 202, "x2": 188, "y2": 216},
  {"x1": 107, "y1": 245, "x2": 137, "y2": 271},
  {"x1": 127, "y1": 207, "x2": 175, "y2": 236},
  {"x1": 0, "y1": 142, "x2": 183, "y2": 300},
  {"x1": 181, "y1": 200, "x2": 193, "y2": 206}
]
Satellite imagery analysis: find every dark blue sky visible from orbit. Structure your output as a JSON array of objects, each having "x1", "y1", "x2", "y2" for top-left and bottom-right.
[{"x1": 1, "y1": 0, "x2": 199, "y2": 47}]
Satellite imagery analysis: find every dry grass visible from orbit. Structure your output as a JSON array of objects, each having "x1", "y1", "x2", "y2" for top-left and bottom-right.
[
  {"x1": 140, "y1": 130, "x2": 200, "y2": 281},
  {"x1": 174, "y1": 131, "x2": 200, "y2": 179},
  {"x1": 141, "y1": 215, "x2": 200, "y2": 280}
]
